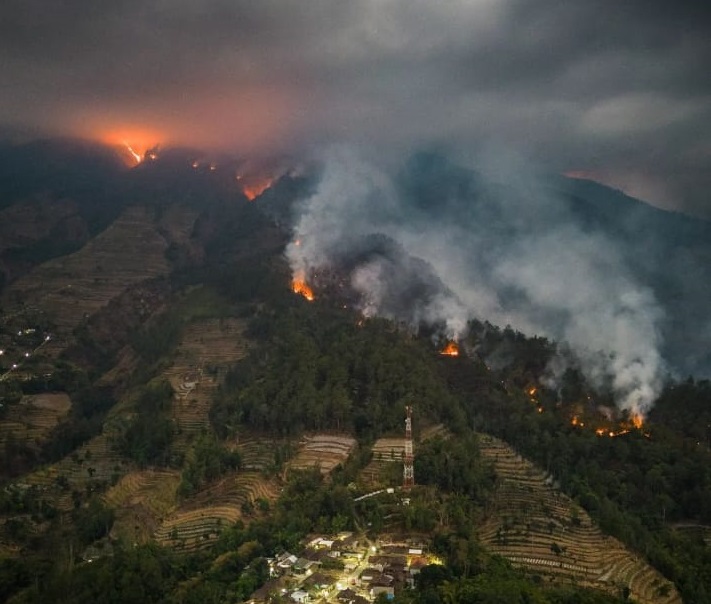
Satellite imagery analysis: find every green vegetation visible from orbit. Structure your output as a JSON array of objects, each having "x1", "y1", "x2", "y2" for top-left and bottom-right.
[
  {"x1": 117, "y1": 380, "x2": 175, "y2": 467},
  {"x1": 447, "y1": 322, "x2": 711, "y2": 603},
  {"x1": 211, "y1": 305, "x2": 463, "y2": 439},
  {"x1": 178, "y1": 433, "x2": 241, "y2": 497},
  {"x1": 1, "y1": 153, "x2": 710, "y2": 604},
  {"x1": 398, "y1": 561, "x2": 630, "y2": 604}
]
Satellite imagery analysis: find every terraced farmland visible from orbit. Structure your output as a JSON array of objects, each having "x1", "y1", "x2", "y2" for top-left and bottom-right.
[
  {"x1": 104, "y1": 469, "x2": 180, "y2": 544},
  {"x1": 1, "y1": 204, "x2": 197, "y2": 354},
  {"x1": 22, "y1": 413, "x2": 129, "y2": 511},
  {"x1": 361, "y1": 437, "x2": 406, "y2": 488},
  {"x1": 164, "y1": 318, "x2": 248, "y2": 449},
  {"x1": 154, "y1": 471, "x2": 280, "y2": 552},
  {"x1": 0, "y1": 393, "x2": 71, "y2": 449},
  {"x1": 287, "y1": 433, "x2": 357, "y2": 475},
  {"x1": 477, "y1": 434, "x2": 680, "y2": 604},
  {"x1": 237, "y1": 435, "x2": 288, "y2": 471}
]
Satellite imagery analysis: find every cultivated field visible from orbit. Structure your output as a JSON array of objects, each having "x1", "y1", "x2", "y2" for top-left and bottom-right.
[
  {"x1": 154, "y1": 471, "x2": 280, "y2": 552},
  {"x1": 0, "y1": 393, "x2": 71, "y2": 450},
  {"x1": 477, "y1": 434, "x2": 681, "y2": 604},
  {"x1": 1, "y1": 204, "x2": 198, "y2": 355},
  {"x1": 287, "y1": 433, "x2": 357, "y2": 475},
  {"x1": 360, "y1": 437, "x2": 407, "y2": 488},
  {"x1": 104, "y1": 469, "x2": 181, "y2": 544},
  {"x1": 163, "y1": 317, "x2": 248, "y2": 450}
]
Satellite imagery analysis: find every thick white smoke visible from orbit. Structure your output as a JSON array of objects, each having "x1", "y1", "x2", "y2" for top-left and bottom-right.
[{"x1": 285, "y1": 146, "x2": 666, "y2": 416}]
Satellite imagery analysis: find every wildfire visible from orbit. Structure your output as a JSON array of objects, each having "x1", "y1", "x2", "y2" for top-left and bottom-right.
[
  {"x1": 123, "y1": 142, "x2": 142, "y2": 164},
  {"x1": 100, "y1": 128, "x2": 163, "y2": 167},
  {"x1": 238, "y1": 176, "x2": 274, "y2": 201},
  {"x1": 292, "y1": 276, "x2": 314, "y2": 301},
  {"x1": 632, "y1": 414, "x2": 644, "y2": 430},
  {"x1": 440, "y1": 341, "x2": 460, "y2": 357},
  {"x1": 595, "y1": 426, "x2": 631, "y2": 438},
  {"x1": 571, "y1": 416, "x2": 585, "y2": 427}
]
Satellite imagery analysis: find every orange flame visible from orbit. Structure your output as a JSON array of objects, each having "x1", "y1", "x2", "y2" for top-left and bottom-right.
[
  {"x1": 292, "y1": 276, "x2": 314, "y2": 301},
  {"x1": 440, "y1": 341, "x2": 460, "y2": 356},
  {"x1": 99, "y1": 128, "x2": 163, "y2": 167},
  {"x1": 240, "y1": 177, "x2": 274, "y2": 201},
  {"x1": 123, "y1": 142, "x2": 142, "y2": 165},
  {"x1": 631, "y1": 414, "x2": 643, "y2": 430}
]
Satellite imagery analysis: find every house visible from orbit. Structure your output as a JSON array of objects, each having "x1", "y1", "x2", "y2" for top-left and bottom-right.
[
  {"x1": 303, "y1": 547, "x2": 331, "y2": 563},
  {"x1": 291, "y1": 590, "x2": 309, "y2": 603},
  {"x1": 276, "y1": 552, "x2": 298, "y2": 572},
  {"x1": 303, "y1": 572, "x2": 331, "y2": 592},
  {"x1": 358, "y1": 568, "x2": 383, "y2": 586},
  {"x1": 82, "y1": 540, "x2": 114, "y2": 563},
  {"x1": 337, "y1": 589, "x2": 368, "y2": 604},
  {"x1": 366, "y1": 557, "x2": 385, "y2": 572},
  {"x1": 337, "y1": 588, "x2": 358, "y2": 603},
  {"x1": 293, "y1": 558, "x2": 318, "y2": 574}
]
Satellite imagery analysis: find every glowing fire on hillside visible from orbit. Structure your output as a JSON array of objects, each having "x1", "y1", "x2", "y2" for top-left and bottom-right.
[
  {"x1": 236, "y1": 174, "x2": 274, "y2": 201},
  {"x1": 123, "y1": 142, "x2": 142, "y2": 164},
  {"x1": 292, "y1": 274, "x2": 314, "y2": 301},
  {"x1": 100, "y1": 129, "x2": 163, "y2": 167},
  {"x1": 440, "y1": 341, "x2": 460, "y2": 356}
]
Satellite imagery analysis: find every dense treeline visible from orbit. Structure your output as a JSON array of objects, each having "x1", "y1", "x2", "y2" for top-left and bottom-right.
[
  {"x1": 117, "y1": 380, "x2": 175, "y2": 467},
  {"x1": 178, "y1": 433, "x2": 241, "y2": 497},
  {"x1": 211, "y1": 303, "x2": 465, "y2": 439}
]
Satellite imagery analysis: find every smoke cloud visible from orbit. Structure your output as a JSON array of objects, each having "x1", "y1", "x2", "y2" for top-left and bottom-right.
[{"x1": 286, "y1": 146, "x2": 666, "y2": 416}]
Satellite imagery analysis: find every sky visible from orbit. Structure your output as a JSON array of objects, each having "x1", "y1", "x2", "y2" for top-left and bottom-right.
[{"x1": 1, "y1": 0, "x2": 709, "y2": 217}]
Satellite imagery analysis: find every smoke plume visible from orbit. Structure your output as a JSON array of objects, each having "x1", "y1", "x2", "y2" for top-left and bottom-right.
[{"x1": 285, "y1": 146, "x2": 666, "y2": 416}]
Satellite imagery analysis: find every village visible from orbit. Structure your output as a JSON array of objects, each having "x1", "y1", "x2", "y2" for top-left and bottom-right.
[{"x1": 250, "y1": 532, "x2": 442, "y2": 604}]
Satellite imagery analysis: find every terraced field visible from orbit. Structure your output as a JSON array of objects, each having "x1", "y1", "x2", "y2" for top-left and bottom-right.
[
  {"x1": 361, "y1": 437, "x2": 406, "y2": 487},
  {"x1": 1, "y1": 204, "x2": 198, "y2": 355},
  {"x1": 154, "y1": 471, "x2": 280, "y2": 552},
  {"x1": 104, "y1": 469, "x2": 180, "y2": 544},
  {"x1": 0, "y1": 393, "x2": 71, "y2": 449},
  {"x1": 164, "y1": 318, "x2": 248, "y2": 449},
  {"x1": 477, "y1": 434, "x2": 680, "y2": 604},
  {"x1": 20, "y1": 406, "x2": 133, "y2": 511},
  {"x1": 288, "y1": 433, "x2": 357, "y2": 475}
]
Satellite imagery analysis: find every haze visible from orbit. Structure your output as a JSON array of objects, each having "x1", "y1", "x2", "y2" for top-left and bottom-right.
[{"x1": 1, "y1": 0, "x2": 709, "y2": 217}]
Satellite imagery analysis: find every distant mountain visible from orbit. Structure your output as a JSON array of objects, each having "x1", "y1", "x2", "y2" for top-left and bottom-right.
[{"x1": 557, "y1": 176, "x2": 711, "y2": 378}]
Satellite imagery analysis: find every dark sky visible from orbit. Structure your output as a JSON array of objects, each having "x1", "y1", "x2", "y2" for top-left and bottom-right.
[{"x1": 1, "y1": 0, "x2": 709, "y2": 216}]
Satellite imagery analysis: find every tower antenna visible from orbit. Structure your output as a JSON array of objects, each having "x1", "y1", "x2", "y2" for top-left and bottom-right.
[{"x1": 403, "y1": 405, "x2": 414, "y2": 489}]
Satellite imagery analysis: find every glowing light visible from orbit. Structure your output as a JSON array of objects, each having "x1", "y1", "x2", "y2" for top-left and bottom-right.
[
  {"x1": 99, "y1": 128, "x2": 163, "y2": 167},
  {"x1": 440, "y1": 341, "x2": 460, "y2": 356},
  {"x1": 240, "y1": 178, "x2": 274, "y2": 201},
  {"x1": 123, "y1": 141, "x2": 142, "y2": 164},
  {"x1": 292, "y1": 273, "x2": 314, "y2": 301},
  {"x1": 632, "y1": 414, "x2": 643, "y2": 429}
]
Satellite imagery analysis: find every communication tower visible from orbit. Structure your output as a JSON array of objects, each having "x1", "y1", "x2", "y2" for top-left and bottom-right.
[{"x1": 403, "y1": 405, "x2": 414, "y2": 489}]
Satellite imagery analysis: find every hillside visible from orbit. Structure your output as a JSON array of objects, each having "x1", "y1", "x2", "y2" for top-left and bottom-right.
[{"x1": 0, "y1": 142, "x2": 709, "y2": 604}]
